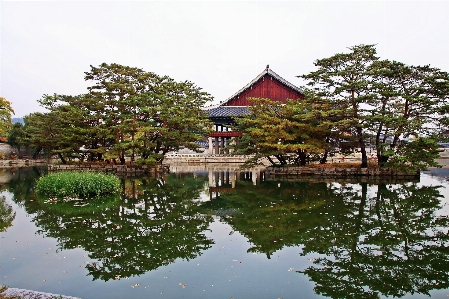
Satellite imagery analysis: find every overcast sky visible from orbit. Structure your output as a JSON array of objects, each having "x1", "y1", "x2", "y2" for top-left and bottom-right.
[{"x1": 1, "y1": 1, "x2": 449, "y2": 117}]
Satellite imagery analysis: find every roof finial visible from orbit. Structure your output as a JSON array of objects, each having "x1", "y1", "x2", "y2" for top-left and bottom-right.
[{"x1": 266, "y1": 64, "x2": 269, "y2": 69}]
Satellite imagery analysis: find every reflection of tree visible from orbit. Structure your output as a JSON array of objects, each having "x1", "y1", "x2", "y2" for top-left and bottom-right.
[
  {"x1": 203, "y1": 180, "x2": 344, "y2": 258},
  {"x1": 6, "y1": 168, "x2": 449, "y2": 297},
  {"x1": 11, "y1": 172, "x2": 213, "y2": 281},
  {"x1": 299, "y1": 182, "x2": 449, "y2": 299},
  {"x1": 0, "y1": 167, "x2": 46, "y2": 233},
  {"x1": 7, "y1": 167, "x2": 47, "y2": 206},
  {"x1": 0, "y1": 195, "x2": 15, "y2": 232},
  {"x1": 206, "y1": 177, "x2": 449, "y2": 298}
]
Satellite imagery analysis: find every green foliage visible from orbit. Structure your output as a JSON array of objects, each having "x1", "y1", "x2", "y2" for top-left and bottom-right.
[
  {"x1": 7, "y1": 123, "x2": 26, "y2": 152},
  {"x1": 368, "y1": 60, "x2": 449, "y2": 166},
  {"x1": 231, "y1": 95, "x2": 346, "y2": 166},
  {"x1": 36, "y1": 171, "x2": 120, "y2": 199},
  {"x1": 235, "y1": 46, "x2": 381, "y2": 167},
  {"x1": 135, "y1": 157, "x2": 158, "y2": 167},
  {"x1": 231, "y1": 98, "x2": 306, "y2": 166},
  {"x1": 25, "y1": 63, "x2": 212, "y2": 164},
  {"x1": 23, "y1": 103, "x2": 88, "y2": 162},
  {"x1": 301, "y1": 44, "x2": 449, "y2": 169},
  {"x1": 384, "y1": 138, "x2": 441, "y2": 172},
  {"x1": 83, "y1": 63, "x2": 212, "y2": 164},
  {"x1": 0, "y1": 97, "x2": 14, "y2": 137},
  {"x1": 301, "y1": 44, "x2": 380, "y2": 168}
]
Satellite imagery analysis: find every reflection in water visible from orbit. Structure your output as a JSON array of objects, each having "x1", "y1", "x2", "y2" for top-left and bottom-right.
[
  {"x1": 0, "y1": 167, "x2": 44, "y2": 231},
  {"x1": 298, "y1": 183, "x2": 449, "y2": 299},
  {"x1": 202, "y1": 168, "x2": 449, "y2": 299},
  {"x1": 5, "y1": 167, "x2": 449, "y2": 298},
  {"x1": 11, "y1": 170, "x2": 214, "y2": 281},
  {"x1": 0, "y1": 195, "x2": 15, "y2": 232}
]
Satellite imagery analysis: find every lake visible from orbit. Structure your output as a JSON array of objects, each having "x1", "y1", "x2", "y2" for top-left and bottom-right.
[{"x1": 1, "y1": 166, "x2": 449, "y2": 299}]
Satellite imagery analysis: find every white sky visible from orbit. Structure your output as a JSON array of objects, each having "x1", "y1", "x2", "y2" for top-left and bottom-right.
[{"x1": 1, "y1": 0, "x2": 449, "y2": 117}]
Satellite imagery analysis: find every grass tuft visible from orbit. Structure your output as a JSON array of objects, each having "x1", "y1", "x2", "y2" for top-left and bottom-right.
[{"x1": 36, "y1": 171, "x2": 121, "y2": 199}]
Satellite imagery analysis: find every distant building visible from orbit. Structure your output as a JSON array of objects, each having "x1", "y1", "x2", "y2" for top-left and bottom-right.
[{"x1": 205, "y1": 66, "x2": 304, "y2": 154}]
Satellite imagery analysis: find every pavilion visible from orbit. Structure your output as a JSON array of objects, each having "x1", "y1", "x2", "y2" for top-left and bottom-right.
[{"x1": 205, "y1": 65, "x2": 305, "y2": 154}]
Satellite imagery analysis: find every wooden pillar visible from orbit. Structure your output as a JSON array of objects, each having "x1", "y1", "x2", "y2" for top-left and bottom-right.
[
  {"x1": 222, "y1": 137, "x2": 226, "y2": 154},
  {"x1": 215, "y1": 137, "x2": 219, "y2": 155},
  {"x1": 209, "y1": 168, "x2": 213, "y2": 187},
  {"x1": 252, "y1": 170, "x2": 257, "y2": 185},
  {"x1": 229, "y1": 137, "x2": 234, "y2": 153},
  {"x1": 208, "y1": 137, "x2": 213, "y2": 155},
  {"x1": 215, "y1": 171, "x2": 219, "y2": 187}
]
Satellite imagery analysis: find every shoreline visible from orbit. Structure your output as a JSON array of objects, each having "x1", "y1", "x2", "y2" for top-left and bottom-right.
[
  {"x1": 0, "y1": 156, "x2": 448, "y2": 170},
  {"x1": 1, "y1": 287, "x2": 80, "y2": 299}
]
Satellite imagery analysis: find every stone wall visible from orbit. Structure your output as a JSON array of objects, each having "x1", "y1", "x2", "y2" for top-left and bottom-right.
[
  {"x1": 0, "y1": 159, "x2": 47, "y2": 168},
  {"x1": 266, "y1": 166, "x2": 419, "y2": 179},
  {"x1": 48, "y1": 164, "x2": 169, "y2": 175}
]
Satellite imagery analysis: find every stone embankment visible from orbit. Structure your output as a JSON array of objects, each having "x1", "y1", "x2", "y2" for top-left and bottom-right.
[
  {"x1": 265, "y1": 166, "x2": 419, "y2": 179},
  {"x1": 47, "y1": 163, "x2": 169, "y2": 175},
  {"x1": 0, "y1": 159, "x2": 47, "y2": 168}
]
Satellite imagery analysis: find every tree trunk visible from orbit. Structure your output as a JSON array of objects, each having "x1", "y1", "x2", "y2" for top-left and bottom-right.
[
  {"x1": 32, "y1": 148, "x2": 42, "y2": 159},
  {"x1": 267, "y1": 156, "x2": 276, "y2": 166},
  {"x1": 360, "y1": 146, "x2": 368, "y2": 168},
  {"x1": 351, "y1": 183, "x2": 367, "y2": 256},
  {"x1": 320, "y1": 150, "x2": 328, "y2": 164},
  {"x1": 378, "y1": 155, "x2": 389, "y2": 167},
  {"x1": 356, "y1": 126, "x2": 368, "y2": 168},
  {"x1": 299, "y1": 151, "x2": 307, "y2": 166},
  {"x1": 57, "y1": 152, "x2": 67, "y2": 164},
  {"x1": 275, "y1": 154, "x2": 287, "y2": 165}
]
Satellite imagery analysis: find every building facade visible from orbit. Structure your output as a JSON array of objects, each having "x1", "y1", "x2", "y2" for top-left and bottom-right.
[{"x1": 206, "y1": 66, "x2": 304, "y2": 154}]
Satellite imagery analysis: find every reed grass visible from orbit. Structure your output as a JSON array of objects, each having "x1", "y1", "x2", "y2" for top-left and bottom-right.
[{"x1": 36, "y1": 171, "x2": 121, "y2": 199}]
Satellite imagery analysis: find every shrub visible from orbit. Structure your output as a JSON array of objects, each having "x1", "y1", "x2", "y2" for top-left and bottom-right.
[
  {"x1": 36, "y1": 171, "x2": 121, "y2": 199},
  {"x1": 135, "y1": 157, "x2": 158, "y2": 167}
]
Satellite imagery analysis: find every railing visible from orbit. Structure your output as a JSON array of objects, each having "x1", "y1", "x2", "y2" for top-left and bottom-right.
[
  {"x1": 164, "y1": 153, "x2": 253, "y2": 159},
  {"x1": 209, "y1": 131, "x2": 243, "y2": 137}
]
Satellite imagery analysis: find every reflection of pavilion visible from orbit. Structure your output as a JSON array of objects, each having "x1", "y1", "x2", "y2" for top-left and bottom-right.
[
  {"x1": 207, "y1": 168, "x2": 265, "y2": 200},
  {"x1": 205, "y1": 66, "x2": 304, "y2": 155},
  {"x1": 169, "y1": 163, "x2": 265, "y2": 200}
]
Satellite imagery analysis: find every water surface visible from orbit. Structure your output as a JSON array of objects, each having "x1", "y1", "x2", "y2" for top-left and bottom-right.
[{"x1": 1, "y1": 166, "x2": 449, "y2": 299}]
